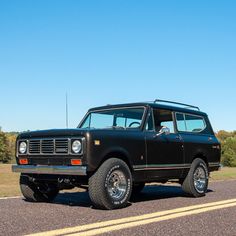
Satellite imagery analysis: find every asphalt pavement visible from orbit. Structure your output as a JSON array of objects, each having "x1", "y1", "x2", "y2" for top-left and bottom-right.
[{"x1": 0, "y1": 180, "x2": 235, "y2": 236}]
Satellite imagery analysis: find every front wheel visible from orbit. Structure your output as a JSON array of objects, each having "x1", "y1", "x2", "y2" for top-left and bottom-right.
[
  {"x1": 88, "y1": 158, "x2": 132, "y2": 210},
  {"x1": 182, "y1": 158, "x2": 209, "y2": 197},
  {"x1": 20, "y1": 174, "x2": 59, "y2": 202}
]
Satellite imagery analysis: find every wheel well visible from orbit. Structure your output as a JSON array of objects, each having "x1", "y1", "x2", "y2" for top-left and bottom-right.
[
  {"x1": 100, "y1": 151, "x2": 133, "y2": 172},
  {"x1": 192, "y1": 154, "x2": 209, "y2": 168}
]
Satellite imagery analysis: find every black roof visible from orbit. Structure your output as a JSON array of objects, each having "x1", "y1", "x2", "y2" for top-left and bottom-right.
[{"x1": 89, "y1": 101, "x2": 207, "y2": 116}]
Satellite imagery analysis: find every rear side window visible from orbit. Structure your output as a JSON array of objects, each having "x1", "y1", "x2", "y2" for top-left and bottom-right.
[
  {"x1": 175, "y1": 113, "x2": 186, "y2": 131},
  {"x1": 176, "y1": 113, "x2": 206, "y2": 133}
]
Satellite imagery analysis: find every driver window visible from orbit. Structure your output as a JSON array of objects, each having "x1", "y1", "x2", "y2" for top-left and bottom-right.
[{"x1": 153, "y1": 109, "x2": 175, "y2": 133}]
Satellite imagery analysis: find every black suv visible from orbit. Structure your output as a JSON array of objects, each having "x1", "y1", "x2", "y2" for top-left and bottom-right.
[{"x1": 12, "y1": 100, "x2": 221, "y2": 210}]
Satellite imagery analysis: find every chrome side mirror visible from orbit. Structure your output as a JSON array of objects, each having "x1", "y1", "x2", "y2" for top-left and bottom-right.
[{"x1": 156, "y1": 126, "x2": 170, "y2": 137}]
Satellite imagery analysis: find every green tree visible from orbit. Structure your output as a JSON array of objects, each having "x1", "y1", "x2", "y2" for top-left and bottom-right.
[
  {"x1": 222, "y1": 137, "x2": 236, "y2": 166},
  {"x1": 217, "y1": 130, "x2": 233, "y2": 142},
  {"x1": 217, "y1": 131, "x2": 236, "y2": 167},
  {"x1": 5, "y1": 132, "x2": 18, "y2": 163},
  {"x1": 0, "y1": 131, "x2": 11, "y2": 163}
]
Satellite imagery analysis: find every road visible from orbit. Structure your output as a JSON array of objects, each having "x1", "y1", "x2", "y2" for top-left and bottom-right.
[{"x1": 0, "y1": 180, "x2": 235, "y2": 236}]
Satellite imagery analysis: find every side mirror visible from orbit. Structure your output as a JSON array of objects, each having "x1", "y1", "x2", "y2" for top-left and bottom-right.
[{"x1": 156, "y1": 126, "x2": 170, "y2": 137}]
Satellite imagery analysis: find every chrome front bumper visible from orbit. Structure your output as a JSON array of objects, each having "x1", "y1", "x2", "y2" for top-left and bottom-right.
[{"x1": 12, "y1": 165, "x2": 87, "y2": 176}]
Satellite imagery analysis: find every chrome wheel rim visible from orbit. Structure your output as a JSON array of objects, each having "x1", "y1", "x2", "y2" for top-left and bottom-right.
[
  {"x1": 193, "y1": 166, "x2": 207, "y2": 193},
  {"x1": 107, "y1": 170, "x2": 127, "y2": 200}
]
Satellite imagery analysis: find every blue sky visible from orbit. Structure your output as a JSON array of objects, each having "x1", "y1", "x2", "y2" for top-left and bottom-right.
[{"x1": 0, "y1": 0, "x2": 236, "y2": 132}]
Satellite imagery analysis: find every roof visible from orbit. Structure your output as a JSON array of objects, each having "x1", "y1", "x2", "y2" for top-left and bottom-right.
[{"x1": 88, "y1": 101, "x2": 207, "y2": 116}]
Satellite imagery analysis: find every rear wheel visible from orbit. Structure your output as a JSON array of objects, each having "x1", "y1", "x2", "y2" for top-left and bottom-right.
[
  {"x1": 88, "y1": 158, "x2": 132, "y2": 210},
  {"x1": 20, "y1": 174, "x2": 59, "y2": 202},
  {"x1": 182, "y1": 158, "x2": 209, "y2": 197}
]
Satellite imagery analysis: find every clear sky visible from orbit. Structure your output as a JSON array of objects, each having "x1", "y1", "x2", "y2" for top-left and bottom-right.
[{"x1": 0, "y1": 1, "x2": 236, "y2": 132}]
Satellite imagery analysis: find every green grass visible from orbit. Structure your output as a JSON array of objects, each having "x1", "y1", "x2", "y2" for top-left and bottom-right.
[
  {"x1": 0, "y1": 164, "x2": 20, "y2": 197},
  {"x1": 210, "y1": 167, "x2": 236, "y2": 181},
  {"x1": 0, "y1": 164, "x2": 235, "y2": 197}
]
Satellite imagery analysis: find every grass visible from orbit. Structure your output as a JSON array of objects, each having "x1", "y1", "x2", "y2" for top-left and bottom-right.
[
  {"x1": 0, "y1": 164, "x2": 20, "y2": 197},
  {"x1": 0, "y1": 164, "x2": 236, "y2": 197},
  {"x1": 210, "y1": 167, "x2": 236, "y2": 181}
]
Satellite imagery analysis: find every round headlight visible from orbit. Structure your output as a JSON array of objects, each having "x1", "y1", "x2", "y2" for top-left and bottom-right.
[
  {"x1": 19, "y1": 141, "x2": 27, "y2": 154},
  {"x1": 72, "y1": 140, "x2": 82, "y2": 154}
]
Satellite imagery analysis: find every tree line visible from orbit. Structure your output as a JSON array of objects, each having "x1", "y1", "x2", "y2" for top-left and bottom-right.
[
  {"x1": 216, "y1": 130, "x2": 236, "y2": 167},
  {"x1": 0, "y1": 129, "x2": 235, "y2": 166},
  {"x1": 0, "y1": 129, "x2": 18, "y2": 163}
]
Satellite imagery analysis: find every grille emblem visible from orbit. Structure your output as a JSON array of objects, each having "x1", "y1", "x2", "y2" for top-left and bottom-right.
[{"x1": 56, "y1": 148, "x2": 67, "y2": 153}]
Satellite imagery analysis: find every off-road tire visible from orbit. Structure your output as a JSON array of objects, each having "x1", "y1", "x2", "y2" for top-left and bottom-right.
[
  {"x1": 88, "y1": 158, "x2": 132, "y2": 210},
  {"x1": 182, "y1": 158, "x2": 209, "y2": 197},
  {"x1": 20, "y1": 174, "x2": 59, "y2": 202}
]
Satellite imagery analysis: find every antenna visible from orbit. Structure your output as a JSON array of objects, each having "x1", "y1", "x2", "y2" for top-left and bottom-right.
[{"x1": 66, "y1": 93, "x2": 69, "y2": 128}]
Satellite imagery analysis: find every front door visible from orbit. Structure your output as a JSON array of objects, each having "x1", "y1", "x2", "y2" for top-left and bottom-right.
[{"x1": 145, "y1": 108, "x2": 184, "y2": 179}]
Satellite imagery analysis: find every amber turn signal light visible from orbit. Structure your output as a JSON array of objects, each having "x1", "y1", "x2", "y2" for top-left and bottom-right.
[
  {"x1": 71, "y1": 159, "x2": 82, "y2": 165},
  {"x1": 19, "y1": 159, "x2": 28, "y2": 165}
]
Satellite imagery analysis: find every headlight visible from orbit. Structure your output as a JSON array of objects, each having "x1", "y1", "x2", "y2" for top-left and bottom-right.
[
  {"x1": 19, "y1": 141, "x2": 27, "y2": 154},
  {"x1": 72, "y1": 140, "x2": 82, "y2": 154}
]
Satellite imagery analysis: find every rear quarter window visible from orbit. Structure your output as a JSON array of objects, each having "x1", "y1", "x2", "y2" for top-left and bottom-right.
[{"x1": 176, "y1": 113, "x2": 206, "y2": 133}]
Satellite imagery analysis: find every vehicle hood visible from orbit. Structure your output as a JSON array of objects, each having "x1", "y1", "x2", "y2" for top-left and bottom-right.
[{"x1": 18, "y1": 129, "x2": 88, "y2": 139}]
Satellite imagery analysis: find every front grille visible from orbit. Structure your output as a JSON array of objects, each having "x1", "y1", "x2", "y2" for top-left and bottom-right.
[
  {"x1": 55, "y1": 139, "x2": 69, "y2": 153},
  {"x1": 42, "y1": 140, "x2": 54, "y2": 154},
  {"x1": 28, "y1": 139, "x2": 69, "y2": 155},
  {"x1": 29, "y1": 140, "x2": 40, "y2": 154}
]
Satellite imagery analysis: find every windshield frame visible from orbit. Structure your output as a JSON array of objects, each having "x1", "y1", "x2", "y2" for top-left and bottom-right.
[{"x1": 78, "y1": 106, "x2": 148, "y2": 130}]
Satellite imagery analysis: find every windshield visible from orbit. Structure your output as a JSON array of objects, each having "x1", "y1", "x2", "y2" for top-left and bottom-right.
[{"x1": 80, "y1": 107, "x2": 145, "y2": 129}]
